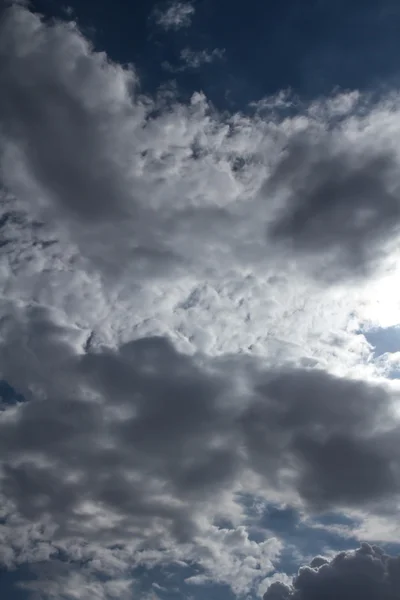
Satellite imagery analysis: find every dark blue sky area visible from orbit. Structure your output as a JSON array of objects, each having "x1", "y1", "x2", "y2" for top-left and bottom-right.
[{"x1": 30, "y1": 0, "x2": 400, "y2": 109}]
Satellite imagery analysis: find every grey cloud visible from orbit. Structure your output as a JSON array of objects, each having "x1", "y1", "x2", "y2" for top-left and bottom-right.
[
  {"x1": 267, "y1": 136, "x2": 400, "y2": 279},
  {"x1": 264, "y1": 544, "x2": 400, "y2": 600},
  {"x1": 0, "y1": 5, "x2": 228, "y2": 280},
  {"x1": 1, "y1": 307, "x2": 400, "y2": 556},
  {"x1": 0, "y1": 5, "x2": 132, "y2": 221},
  {"x1": 0, "y1": 308, "x2": 240, "y2": 544},
  {"x1": 241, "y1": 368, "x2": 400, "y2": 510}
]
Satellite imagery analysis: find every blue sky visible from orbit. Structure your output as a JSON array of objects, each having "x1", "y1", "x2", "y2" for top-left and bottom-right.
[
  {"x1": 31, "y1": 0, "x2": 400, "y2": 107},
  {"x1": 2, "y1": 1, "x2": 400, "y2": 600}
]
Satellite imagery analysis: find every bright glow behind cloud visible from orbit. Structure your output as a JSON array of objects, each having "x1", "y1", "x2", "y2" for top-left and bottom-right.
[{"x1": 2, "y1": 3, "x2": 400, "y2": 599}]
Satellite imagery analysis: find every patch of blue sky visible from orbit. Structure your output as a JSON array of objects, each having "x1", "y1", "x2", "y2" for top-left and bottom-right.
[
  {"x1": 252, "y1": 506, "x2": 359, "y2": 573},
  {"x1": 363, "y1": 326, "x2": 400, "y2": 358},
  {"x1": 0, "y1": 380, "x2": 25, "y2": 407},
  {"x1": 133, "y1": 562, "x2": 236, "y2": 600},
  {"x1": 29, "y1": 0, "x2": 400, "y2": 111},
  {"x1": 0, "y1": 565, "x2": 38, "y2": 600},
  {"x1": 361, "y1": 326, "x2": 400, "y2": 378}
]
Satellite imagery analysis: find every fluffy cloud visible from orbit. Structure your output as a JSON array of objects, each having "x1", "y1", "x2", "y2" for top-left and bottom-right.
[
  {"x1": 2, "y1": 2, "x2": 400, "y2": 598},
  {"x1": 1, "y1": 307, "x2": 400, "y2": 547},
  {"x1": 264, "y1": 544, "x2": 400, "y2": 600},
  {"x1": 1, "y1": 2, "x2": 400, "y2": 372},
  {"x1": 2, "y1": 303, "x2": 400, "y2": 593}
]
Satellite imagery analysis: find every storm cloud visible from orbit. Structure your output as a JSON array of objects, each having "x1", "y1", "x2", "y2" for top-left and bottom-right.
[
  {"x1": 267, "y1": 136, "x2": 400, "y2": 279},
  {"x1": 2, "y1": 4, "x2": 400, "y2": 284},
  {"x1": 264, "y1": 544, "x2": 400, "y2": 600},
  {"x1": 1, "y1": 307, "x2": 400, "y2": 551}
]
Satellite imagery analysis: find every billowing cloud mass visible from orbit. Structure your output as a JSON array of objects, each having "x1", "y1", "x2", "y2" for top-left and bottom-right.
[
  {"x1": 267, "y1": 136, "x2": 400, "y2": 280},
  {"x1": 264, "y1": 544, "x2": 400, "y2": 600},
  {"x1": 1, "y1": 304, "x2": 399, "y2": 540},
  {"x1": 2, "y1": 2, "x2": 400, "y2": 599}
]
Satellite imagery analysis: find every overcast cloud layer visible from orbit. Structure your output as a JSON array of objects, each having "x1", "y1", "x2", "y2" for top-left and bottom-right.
[{"x1": 2, "y1": 2, "x2": 400, "y2": 599}]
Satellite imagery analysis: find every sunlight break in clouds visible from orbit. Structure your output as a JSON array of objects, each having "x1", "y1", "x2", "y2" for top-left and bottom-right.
[{"x1": 1, "y1": 2, "x2": 400, "y2": 599}]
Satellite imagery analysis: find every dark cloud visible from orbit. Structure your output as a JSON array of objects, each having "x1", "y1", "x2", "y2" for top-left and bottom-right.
[
  {"x1": 241, "y1": 369, "x2": 400, "y2": 510},
  {"x1": 267, "y1": 136, "x2": 400, "y2": 279},
  {"x1": 0, "y1": 307, "x2": 400, "y2": 555},
  {"x1": 0, "y1": 308, "x2": 239, "y2": 544},
  {"x1": 264, "y1": 544, "x2": 400, "y2": 600},
  {"x1": 2, "y1": 4, "x2": 400, "y2": 290},
  {"x1": 0, "y1": 4, "x2": 133, "y2": 221},
  {"x1": 3, "y1": 3, "x2": 400, "y2": 597}
]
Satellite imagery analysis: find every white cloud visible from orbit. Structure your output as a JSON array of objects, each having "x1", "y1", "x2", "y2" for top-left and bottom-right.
[
  {"x1": 152, "y1": 1, "x2": 195, "y2": 31},
  {"x1": 163, "y1": 47, "x2": 225, "y2": 72},
  {"x1": 2, "y1": 2, "x2": 399, "y2": 379}
]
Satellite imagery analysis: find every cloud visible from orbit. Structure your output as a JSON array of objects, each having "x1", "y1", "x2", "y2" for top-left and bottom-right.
[
  {"x1": 1, "y1": 307, "x2": 400, "y2": 546},
  {"x1": 180, "y1": 47, "x2": 225, "y2": 68},
  {"x1": 266, "y1": 133, "x2": 400, "y2": 280},
  {"x1": 163, "y1": 48, "x2": 225, "y2": 72},
  {"x1": 2, "y1": 2, "x2": 400, "y2": 376},
  {"x1": 2, "y1": 3, "x2": 400, "y2": 598},
  {"x1": 151, "y1": 1, "x2": 195, "y2": 31},
  {"x1": 264, "y1": 544, "x2": 400, "y2": 600}
]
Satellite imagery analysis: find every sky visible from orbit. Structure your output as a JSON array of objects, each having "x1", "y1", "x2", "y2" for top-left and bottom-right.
[{"x1": 2, "y1": 0, "x2": 400, "y2": 599}]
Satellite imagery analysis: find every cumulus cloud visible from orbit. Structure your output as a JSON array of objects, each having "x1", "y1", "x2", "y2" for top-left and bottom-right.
[
  {"x1": 152, "y1": 1, "x2": 195, "y2": 31},
  {"x1": 1, "y1": 307, "x2": 400, "y2": 546},
  {"x1": 1, "y1": 303, "x2": 400, "y2": 592},
  {"x1": 2, "y1": 2, "x2": 400, "y2": 368},
  {"x1": 2, "y1": 2, "x2": 400, "y2": 598},
  {"x1": 264, "y1": 544, "x2": 400, "y2": 600},
  {"x1": 2, "y1": 2, "x2": 400, "y2": 291}
]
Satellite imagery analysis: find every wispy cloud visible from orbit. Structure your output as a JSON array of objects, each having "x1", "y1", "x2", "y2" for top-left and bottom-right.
[
  {"x1": 263, "y1": 545, "x2": 400, "y2": 600},
  {"x1": 163, "y1": 47, "x2": 225, "y2": 72},
  {"x1": 152, "y1": 1, "x2": 195, "y2": 31}
]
